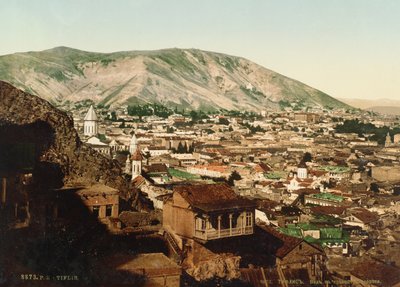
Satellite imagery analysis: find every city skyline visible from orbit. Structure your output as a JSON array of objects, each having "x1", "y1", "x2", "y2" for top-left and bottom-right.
[{"x1": 1, "y1": 0, "x2": 399, "y2": 101}]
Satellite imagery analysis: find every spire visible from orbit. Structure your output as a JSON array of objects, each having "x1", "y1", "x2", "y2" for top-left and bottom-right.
[
  {"x1": 84, "y1": 105, "x2": 98, "y2": 121},
  {"x1": 125, "y1": 155, "x2": 131, "y2": 174},
  {"x1": 129, "y1": 133, "x2": 138, "y2": 154},
  {"x1": 131, "y1": 147, "x2": 143, "y2": 161}
]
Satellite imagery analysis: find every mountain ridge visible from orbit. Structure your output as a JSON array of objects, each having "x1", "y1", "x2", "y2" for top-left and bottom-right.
[{"x1": 0, "y1": 46, "x2": 350, "y2": 111}]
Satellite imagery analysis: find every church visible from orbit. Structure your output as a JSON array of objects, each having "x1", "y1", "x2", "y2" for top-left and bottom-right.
[{"x1": 125, "y1": 133, "x2": 143, "y2": 180}]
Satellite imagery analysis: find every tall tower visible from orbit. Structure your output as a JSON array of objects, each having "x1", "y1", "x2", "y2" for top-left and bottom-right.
[
  {"x1": 125, "y1": 155, "x2": 131, "y2": 175},
  {"x1": 297, "y1": 161, "x2": 308, "y2": 179},
  {"x1": 131, "y1": 148, "x2": 143, "y2": 180},
  {"x1": 129, "y1": 133, "x2": 138, "y2": 154},
  {"x1": 83, "y1": 105, "x2": 98, "y2": 137},
  {"x1": 385, "y1": 132, "x2": 392, "y2": 147}
]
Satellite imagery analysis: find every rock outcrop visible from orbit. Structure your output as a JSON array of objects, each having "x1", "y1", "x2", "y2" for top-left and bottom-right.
[{"x1": 0, "y1": 81, "x2": 130, "y2": 195}]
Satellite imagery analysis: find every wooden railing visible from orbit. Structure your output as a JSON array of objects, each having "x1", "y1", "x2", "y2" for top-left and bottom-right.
[{"x1": 194, "y1": 226, "x2": 253, "y2": 240}]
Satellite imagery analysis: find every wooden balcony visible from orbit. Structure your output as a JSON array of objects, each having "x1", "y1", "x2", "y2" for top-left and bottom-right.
[{"x1": 194, "y1": 225, "x2": 253, "y2": 241}]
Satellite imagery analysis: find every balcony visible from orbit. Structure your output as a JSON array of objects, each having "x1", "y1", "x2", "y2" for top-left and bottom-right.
[{"x1": 194, "y1": 225, "x2": 253, "y2": 241}]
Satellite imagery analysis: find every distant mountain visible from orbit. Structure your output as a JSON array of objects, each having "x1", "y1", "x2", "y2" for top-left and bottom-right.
[
  {"x1": 0, "y1": 46, "x2": 350, "y2": 111},
  {"x1": 367, "y1": 106, "x2": 400, "y2": 116},
  {"x1": 339, "y1": 98, "x2": 400, "y2": 110}
]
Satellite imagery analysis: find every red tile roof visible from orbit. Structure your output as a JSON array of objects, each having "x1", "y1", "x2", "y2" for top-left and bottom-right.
[
  {"x1": 174, "y1": 183, "x2": 256, "y2": 212},
  {"x1": 351, "y1": 259, "x2": 400, "y2": 287},
  {"x1": 131, "y1": 148, "x2": 143, "y2": 161},
  {"x1": 259, "y1": 225, "x2": 323, "y2": 259}
]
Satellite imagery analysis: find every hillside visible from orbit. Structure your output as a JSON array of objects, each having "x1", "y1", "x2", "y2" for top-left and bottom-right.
[
  {"x1": 0, "y1": 46, "x2": 349, "y2": 111},
  {"x1": 0, "y1": 80, "x2": 130, "y2": 194}
]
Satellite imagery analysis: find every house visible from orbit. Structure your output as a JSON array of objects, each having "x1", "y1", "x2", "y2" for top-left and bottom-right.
[
  {"x1": 259, "y1": 225, "x2": 325, "y2": 282},
  {"x1": 145, "y1": 163, "x2": 171, "y2": 184},
  {"x1": 101, "y1": 253, "x2": 182, "y2": 287},
  {"x1": 342, "y1": 208, "x2": 380, "y2": 231},
  {"x1": 186, "y1": 164, "x2": 229, "y2": 178},
  {"x1": 71, "y1": 184, "x2": 120, "y2": 230},
  {"x1": 304, "y1": 192, "x2": 345, "y2": 207},
  {"x1": 163, "y1": 183, "x2": 256, "y2": 243},
  {"x1": 143, "y1": 146, "x2": 170, "y2": 157},
  {"x1": 85, "y1": 136, "x2": 111, "y2": 156},
  {"x1": 350, "y1": 259, "x2": 400, "y2": 287}
]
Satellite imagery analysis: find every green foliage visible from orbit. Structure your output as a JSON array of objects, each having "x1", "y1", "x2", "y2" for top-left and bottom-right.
[
  {"x1": 279, "y1": 100, "x2": 292, "y2": 110},
  {"x1": 127, "y1": 103, "x2": 173, "y2": 118},
  {"x1": 218, "y1": 117, "x2": 230, "y2": 125},
  {"x1": 335, "y1": 119, "x2": 400, "y2": 145},
  {"x1": 239, "y1": 86, "x2": 265, "y2": 101},
  {"x1": 303, "y1": 152, "x2": 312, "y2": 163},
  {"x1": 100, "y1": 58, "x2": 115, "y2": 67},
  {"x1": 190, "y1": 110, "x2": 208, "y2": 122},
  {"x1": 242, "y1": 122, "x2": 265, "y2": 134},
  {"x1": 228, "y1": 171, "x2": 242, "y2": 186}
]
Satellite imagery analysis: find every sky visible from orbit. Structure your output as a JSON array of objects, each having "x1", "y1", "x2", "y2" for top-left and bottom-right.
[{"x1": 1, "y1": 0, "x2": 399, "y2": 101}]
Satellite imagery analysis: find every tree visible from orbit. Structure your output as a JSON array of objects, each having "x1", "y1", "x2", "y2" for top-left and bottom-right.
[
  {"x1": 111, "y1": 111, "x2": 117, "y2": 121},
  {"x1": 188, "y1": 144, "x2": 194, "y2": 153},
  {"x1": 302, "y1": 152, "x2": 312, "y2": 163},
  {"x1": 177, "y1": 142, "x2": 186, "y2": 153},
  {"x1": 218, "y1": 117, "x2": 230, "y2": 125},
  {"x1": 228, "y1": 171, "x2": 242, "y2": 186}
]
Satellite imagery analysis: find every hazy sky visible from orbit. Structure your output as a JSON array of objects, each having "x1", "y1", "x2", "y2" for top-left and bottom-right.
[{"x1": 1, "y1": 0, "x2": 399, "y2": 100}]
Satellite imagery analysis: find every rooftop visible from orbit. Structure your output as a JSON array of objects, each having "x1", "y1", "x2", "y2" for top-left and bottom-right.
[
  {"x1": 84, "y1": 105, "x2": 98, "y2": 121},
  {"x1": 310, "y1": 192, "x2": 344, "y2": 202},
  {"x1": 174, "y1": 183, "x2": 256, "y2": 212}
]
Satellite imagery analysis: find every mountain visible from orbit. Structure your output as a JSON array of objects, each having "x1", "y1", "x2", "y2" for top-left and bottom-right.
[
  {"x1": 366, "y1": 106, "x2": 400, "y2": 116},
  {"x1": 0, "y1": 46, "x2": 349, "y2": 111},
  {"x1": 339, "y1": 98, "x2": 400, "y2": 110}
]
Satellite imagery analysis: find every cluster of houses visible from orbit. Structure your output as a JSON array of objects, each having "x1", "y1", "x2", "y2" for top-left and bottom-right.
[{"x1": 3, "y1": 104, "x2": 400, "y2": 286}]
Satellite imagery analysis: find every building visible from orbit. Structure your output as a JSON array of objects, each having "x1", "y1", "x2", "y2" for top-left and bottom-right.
[
  {"x1": 83, "y1": 105, "x2": 98, "y2": 137},
  {"x1": 163, "y1": 183, "x2": 256, "y2": 243},
  {"x1": 297, "y1": 161, "x2": 308, "y2": 179},
  {"x1": 129, "y1": 133, "x2": 138, "y2": 154},
  {"x1": 85, "y1": 136, "x2": 111, "y2": 156},
  {"x1": 74, "y1": 184, "x2": 120, "y2": 229},
  {"x1": 304, "y1": 192, "x2": 344, "y2": 207},
  {"x1": 102, "y1": 253, "x2": 182, "y2": 287},
  {"x1": 293, "y1": 113, "x2": 320, "y2": 123},
  {"x1": 350, "y1": 259, "x2": 400, "y2": 287},
  {"x1": 131, "y1": 148, "x2": 143, "y2": 180}
]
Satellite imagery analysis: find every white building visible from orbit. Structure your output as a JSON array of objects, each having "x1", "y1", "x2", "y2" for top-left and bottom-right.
[
  {"x1": 83, "y1": 105, "x2": 98, "y2": 137},
  {"x1": 85, "y1": 136, "x2": 110, "y2": 155}
]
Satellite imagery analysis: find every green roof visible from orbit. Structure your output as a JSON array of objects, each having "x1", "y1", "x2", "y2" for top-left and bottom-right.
[
  {"x1": 265, "y1": 171, "x2": 286, "y2": 180},
  {"x1": 320, "y1": 227, "x2": 343, "y2": 239},
  {"x1": 318, "y1": 165, "x2": 350, "y2": 174},
  {"x1": 310, "y1": 192, "x2": 344, "y2": 202},
  {"x1": 278, "y1": 227, "x2": 302, "y2": 238},
  {"x1": 168, "y1": 168, "x2": 201, "y2": 180}
]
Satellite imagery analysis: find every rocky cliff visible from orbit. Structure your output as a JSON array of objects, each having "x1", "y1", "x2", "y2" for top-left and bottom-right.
[{"x1": 0, "y1": 80, "x2": 130, "y2": 194}]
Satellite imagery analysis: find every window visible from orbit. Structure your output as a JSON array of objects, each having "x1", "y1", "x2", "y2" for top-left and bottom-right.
[
  {"x1": 196, "y1": 217, "x2": 206, "y2": 230},
  {"x1": 106, "y1": 205, "x2": 112, "y2": 217},
  {"x1": 246, "y1": 212, "x2": 252, "y2": 226},
  {"x1": 92, "y1": 206, "x2": 100, "y2": 217},
  {"x1": 201, "y1": 219, "x2": 206, "y2": 230}
]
